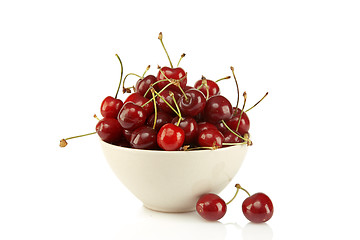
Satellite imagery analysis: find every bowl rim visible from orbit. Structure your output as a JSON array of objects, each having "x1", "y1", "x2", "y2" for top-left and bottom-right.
[{"x1": 99, "y1": 138, "x2": 248, "y2": 154}]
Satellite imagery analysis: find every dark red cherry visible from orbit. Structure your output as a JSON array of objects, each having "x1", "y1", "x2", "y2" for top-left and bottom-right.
[
  {"x1": 124, "y1": 92, "x2": 154, "y2": 117},
  {"x1": 122, "y1": 128, "x2": 133, "y2": 142},
  {"x1": 194, "y1": 78, "x2": 220, "y2": 98},
  {"x1": 197, "y1": 129, "x2": 224, "y2": 148},
  {"x1": 117, "y1": 102, "x2": 147, "y2": 130},
  {"x1": 157, "y1": 123, "x2": 185, "y2": 151},
  {"x1": 96, "y1": 117, "x2": 123, "y2": 144},
  {"x1": 135, "y1": 75, "x2": 157, "y2": 99},
  {"x1": 146, "y1": 111, "x2": 173, "y2": 131},
  {"x1": 156, "y1": 66, "x2": 187, "y2": 92},
  {"x1": 177, "y1": 88, "x2": 206, "y2": 117},
  {"x1": 171, "y1": 116, "x2": 198, "y2": 145},
  {"x1": 203, "y1": 95, "x2": 233, "y2": 124},
  {"x1": 225, "y1": 110, "x2": 250, "y2": 136},
  {"x1": 242, "y1": 193, "x2": 274, "y2": 223},
  {"x1": 100, "y1": 96, "x2": 124, "y2": 118},
  {"x1": 156, "y1": 89, "x2": 182, "y2": 115},
  {"x1": 196, "y1": 193, "x2": 227, "y2": 221},
  {"x1": 223, "y1": 131, "x2": 243, "y2": 144},
  {"x1": 183, "y1": 85, "x2": 195, "y2": 91},
  {"x1": 197, "y1": 122, "x2": 218, "y2": 133},
  {"x1": 130, "y1": 126, "x2": 158, "y2": 150}
]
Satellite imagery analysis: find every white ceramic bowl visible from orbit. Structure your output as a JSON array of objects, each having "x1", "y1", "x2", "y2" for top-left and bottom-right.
[{"x1": 99, "y1": 139, "x2": 248, "y2": 212}]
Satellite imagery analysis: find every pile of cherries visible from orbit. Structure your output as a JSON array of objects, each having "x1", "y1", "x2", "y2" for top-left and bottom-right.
[
  {"x1": 196, "y1": 184, "x2": 273, "y2": 223},
  {"x1": 87, "y1": 32, "x2": 268, "y2": 151}
]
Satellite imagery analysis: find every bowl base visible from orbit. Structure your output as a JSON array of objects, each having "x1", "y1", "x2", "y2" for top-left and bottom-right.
[{"x1": 143, "y1": 204, "x2": 195, "y2": 213}]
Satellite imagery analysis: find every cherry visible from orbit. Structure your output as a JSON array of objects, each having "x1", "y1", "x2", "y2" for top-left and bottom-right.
[
  {"x1": 100, "y1": 96, "x2": 124, "y2": 118},
  {"x1": 203, "y1": 95, "x2": 233, "y2": 124},
  {"x1": 194, "y1": 77, "x2": 220, "y2": 99},
  {"x1": 242, "y1": 193, "x2": 274, "y2": 223},
  {"x1": 130, "y1": 126, "x2": 158, "y2": 150},
  {"x1": 196, "y1": 193, "x2": 227, "y2": 221},
  {"x1": 157, "y1": 123, "x2": 185, "y2": 151},
  {"x1": 155, "y1": 89, "x2": 182, "y2": 115},
  {"x1": 117, "y1": 102, "x2": 147, "y2": 131},
  {"x1": 216, "y1": 109, "x2": 250, "y2": 136},
  {"x1": 177, "y1": 88, "x2": 206, "y2": 117},
  {"x1": 122, "y1": 128, "x2": 133, "y2": 142},
  {"x1": 156, "y1": 66, "x2": 187, "y2": 92},
  {"x1": 197, "y1": 129, "x2": 224, "y2": 148},
  {"x1": 135, "y1": 75, "x2": 157, "y2": 99},
  {"x1": 124, "y1": 92, "x2": 154, "y2": 117},
  {"x1": 146, "y1": 111, "x2": 173, "y2": 131},
  {"x1": 96, "y1": 117, "x2": 123, "y2": 144},
  {"x1": 223, "y1": 130, "x2": 244, "y2": 144},
  {"x1": 171, "y1": 116, "x2": 198, "y2": 145},
  {"x1": 197, "y1": 122, "x2": 218, "y2": 133}
]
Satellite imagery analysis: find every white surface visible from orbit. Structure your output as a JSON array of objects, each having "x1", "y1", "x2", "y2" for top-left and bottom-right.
[
  {"x1": 100, "y1": 140, "x2": 247, "y2": 212},
  {"x1": 1, "y1": 0, "x2": 360, "y2": 239}
]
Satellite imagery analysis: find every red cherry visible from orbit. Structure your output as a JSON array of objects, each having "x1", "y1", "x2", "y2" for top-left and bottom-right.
[
  {"x1": 223, "y1": 130, "x2": 244, "y2": 144},
  {"x1": 100, "y1": 96, "x2": 124, "y2": 118},
  {"x1": 224, "y1": 108, "x2": 250, "y2": 135},
  {"x1": 135, "y1": 75, "x2": 157, "y2": 99},
  {"x1": 194, "y1": 78, "x2": 220, "y2": 98},
  {"x1": 197, "y1": 122, "x2": 218, "y2": 133},
  {"x1": 197, "y1": 129, "x2": 224, "y2": 148},
  {"x1": 156, "y1": 66, "x2": 187, "y2": 91},
  {"x1": 242, "y1": 193, "x2": 274, "y2": 223},
  {"x1": 117, "y1": 102, "x2": 147, "y2": 130},
  {"x1": 177, "y1": 88, "x2": 206, "y2": 117},
  {"x1": 96, "y1": 117, "x2": 123, "y2": 144},
  {"x1": 130, "y1": 126, "x2": 158, "y2": 150},
  {"x1": 146, "y1": 111, "x2": 173, "y2": 131},
  {"x1": 156, "y1": 89, "x2": 182, "y2": 115},
  {"x1": 171, "y1": 116, "x2": 198, "y2": 145},
  {"x1": 124, "y1": 92, "x2": 154, "y2": 117},
  {"x1": 157, "y1": 123, "x2": 185, "y2": 151},
  {"x1": 203, "y1": 95, "x2": 233, "y2": 124},
  {"x1": 196, "y1": 193, "x2": 227, "y2": 221},
  {"x1": 122, "y1": 128, "x2": 132, "y2": 142}
]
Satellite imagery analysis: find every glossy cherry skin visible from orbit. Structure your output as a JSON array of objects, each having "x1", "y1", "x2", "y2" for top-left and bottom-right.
[
  {"x1": 197, "y1": 129, "x2": 224, "y2": 148},
  {"x1": 203, "y1": 95, "x2": 233, "y2": 124},
  {"x1": 197, "y1": 122, "x2": 218, "y2": 133},
  {"x1": 157, "y1": 123, "x2": 185, "y2": 151},
  {"x1": 124, "y1": 92, "x2": 154, "y2": 117},
  {"x1": 146, "y1": 111, "x2": 173, "y2": 131},
  {"x1": 96, "y1": 117, "x2": 123, "y2": 144},
  {"x1": 130, "y1": 126, "x2": 158, "y2": 150},
  {"x1": 122, "y1": 128, "x2": 133, "y2": 142},
  {"x1": 223, "y1": 108, "x2": 250, "y2": 136},
  {"x1": 117, "y1": 102, "x2": 147, "y2": 131},
  {"x1": 171, "y1": 116, "x2": 198, "y2": 145},
  {"x1": 156, "y1": 66, "x2": 187, "y2": 92},
  {"x1": 135, "y1": 75, "x2": 157, "y2": 99},
  {"x1": 194, "y1": 79, "x2": 220, "y2": 98},
  {"x1": 156, "y1": 89, "x2": 182, "y2": 115},
  {"x1": 100, "y1": 96, "x2": 124, "y2": 118},
  {"x1": 177, "y1": 88, "x2": 206, "y2": 117},
  {"x1": 196, "y1": 193, "x2": 227, "y2": 221},
  {"x1": 223, "y1": 130, "x2": 243, "y2": 144},
  {"x1": 242, "y1": 193, "x2": 274, "y2": 223}
]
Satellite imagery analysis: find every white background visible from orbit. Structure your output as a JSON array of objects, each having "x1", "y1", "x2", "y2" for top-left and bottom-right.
[{"x1": 1, "y1": 0, "x2": 360, "y2": 239}]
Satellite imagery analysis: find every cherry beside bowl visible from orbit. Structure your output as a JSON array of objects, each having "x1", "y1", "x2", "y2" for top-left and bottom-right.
[{"x1": 99, "y1": 139, "x2": 248, "y2": 213}]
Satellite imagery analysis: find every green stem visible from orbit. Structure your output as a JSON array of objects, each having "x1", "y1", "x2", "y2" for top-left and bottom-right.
[
  {"x1": 236, "y1": 92, "x2": 247, "y2": 132},
  {"x1": 230, "y1": 66, "x2": 240, "y2": 115},
  {"x1": 114, "y1": 54, "x2": 124, "y2": 99},
  {"x1": 141, "y1": 82, "x2": 173, "y2": 108},
  {"x1": 215, "y1": 76, "x2": 231, "y2": 83},
  {"x1": 142, "y1": 65, "x2": 151, "y2": 78},
  {"x1": 158, "y1": 32, "x2": 173, "y2": 68},
  {"x1": 245, "y1": 92, "x2": 269, "y2": 112},
  {"x1": 221, "y1": 120, "x2": 247, "y2": 142},
  {"x1": 152, "y1": 89, "x2": 180, "y2": 117},
  {"x1": 143, "y1": 79, "x2": 169, "y2": 98},
  {"x1": 151, "y1": 90, "x2": 157, "y2": 130},
  {"x1": 122, "y1": 73, "x2": 142, "y2": 93},
  {"x1": 177, "y1": 53, "x2": 186, "y2": 67}
]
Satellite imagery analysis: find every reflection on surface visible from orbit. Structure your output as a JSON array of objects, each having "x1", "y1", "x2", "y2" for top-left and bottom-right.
[
  {"x1": 115, "y1": 206, "x2": 227, "y2": 240},
  {"x1": 242, "y1": 222, "x2": 273, "y2": 240}
]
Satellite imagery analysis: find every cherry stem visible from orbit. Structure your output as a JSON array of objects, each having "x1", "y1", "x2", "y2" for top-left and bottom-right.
[
  {"x1": 226, "y1": 183, "x2": 251, "y2": 205},
  {"x1": 221, "y1": 120, "x2": 247, "y2": 142},
  {"x1": 93, "y1": 114, "x2": 100, "y2": 121},
  {"x1": 177, "y1": 53, "x2": 186, "y2": 67},
  {"x1": 222, "y1": 142, "x2": 247, "y2": 146},
  {"x1": 151, "y1": 89, "x2": 157, "y2": 130},
  {"x1": 152, "y1": 89, "x2": 180, "y2": 118},
  {"x1": 158, "y1": 67, "x2": 188, "y2": 100},
  {"x1": 142, "y1": 65, "x2": 151, "y2": 78},
  {"x1": 215, "y1": 76, "x2": 231, "y2": 82},
  {"x1": 236, "y1": 92, "x2": 247, "y2": 132},
  {"x1": 143, "y1": 79, "x2": 169, "y2": 98},
  {"x1": 158, "y1": 32, "x2": 173, "y2": 68},
  {"x1": 230, "y1": 66, "x2": 240, "y2": 115},
  {"x1": 183, "y1": 145, "x2": 217, "y2": 151},
  {"x1": 245, "y1": 92, "x2": 269, "y2": 112},
  {"x1": 170, "y1": 91, "x2": 182, "y2": 126},
  {"x1": 114, "y1": 54, "x2": 124, "y2": 99},
  {"x1": 141, "y1": 82, "x2": 173, "y2": 107},
  {"x1": 122, "y1": 73, "x2": 142, "y2": 93},
  {"x1": 59, "y1": 132, "x2": 96, "y2": 147}
]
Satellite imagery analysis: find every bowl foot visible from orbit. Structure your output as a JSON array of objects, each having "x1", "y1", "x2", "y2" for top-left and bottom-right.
[{"x1": 143, "y1": 204, "x2": 195, "y2": 213}]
